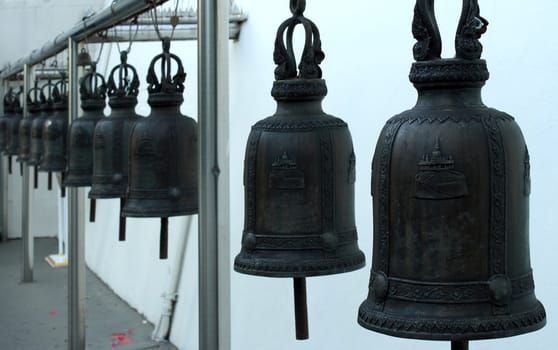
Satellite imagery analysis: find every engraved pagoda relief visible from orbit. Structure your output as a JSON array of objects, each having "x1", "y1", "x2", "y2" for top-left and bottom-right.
[
  {"x1": 415, "y1": 139, "x2": 468, "y2": 200},
  {"x1": 269, "y1": 151, "x2": 305, "y2": 190}
]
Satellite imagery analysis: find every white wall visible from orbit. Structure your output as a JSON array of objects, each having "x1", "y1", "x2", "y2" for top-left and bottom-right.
[{"x1": 1, "y1": 1, "x2": 557, "y2": 350}]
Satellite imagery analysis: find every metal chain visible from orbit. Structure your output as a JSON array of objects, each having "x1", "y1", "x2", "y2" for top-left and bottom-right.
[
  {"x1": 149, "y1": 0, "x2": 180, "y2": 41},
  {"x1": 115, "y1": 18, "x2": 139, "y2": 54}
]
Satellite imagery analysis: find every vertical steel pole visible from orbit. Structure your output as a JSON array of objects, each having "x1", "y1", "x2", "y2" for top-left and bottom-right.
[
  {"x1": 0, "y1": 79, "x2": 5, "y2": 242},
  {"x1": 198, "y1": 0, "x2": 231, "y2": 349},
  {"x1": 21, "y1": 65, "x2": 33, "y2": 282},
  {"x1": 68, "y1": 37, "x2": 85, "y2": 350}
]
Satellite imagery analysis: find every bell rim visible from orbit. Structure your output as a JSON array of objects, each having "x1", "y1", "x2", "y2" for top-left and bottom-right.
[
  {"x1": 233, "y1": 251, "x2": 365, "y2": 278},
  {"x1": 120, "y1": 206, "x2": 199, "y2": 218},
  {"x1": 357, "y1": 300, "x2": 546, "y2": 341}
]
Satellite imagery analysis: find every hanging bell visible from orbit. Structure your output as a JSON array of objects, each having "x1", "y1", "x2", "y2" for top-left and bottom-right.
[
  {"x1": 76, "y1": 47, "x2": 92, "y2": 67},
  {"x1": 0, "y1": 88, "x2": 14, "y2": 153},
  {"x1": 89, "y1": 52, "x2": 141, "y2": 233},
  {"x1": 234, "y1": 0, "x2": 365, "y2": 340},
  {"x1": 29, "y1": 80, "x2": 56, "y2": 189},
  {"x1": 17, "y1": 81, "x2": 42, "y2": 165},
  {"x1": 65, "y1": 64, "x2": 106, "y2": 187},
  {"x1": 358, "y1": 0, "x2": 546, "y2": 344},
  {"x1": 5, "y1": 87, "x2": 23, "y2": 175},
  {"x1": 122, "y1": 38, "x2": 198, "y2": 260},
  {"x1": 39, "y1": 76, "x2": 68, "y2": 197}
]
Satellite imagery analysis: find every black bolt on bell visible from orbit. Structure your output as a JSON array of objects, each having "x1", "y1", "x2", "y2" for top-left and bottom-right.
[
  {"x1": 29, "y1": 80, "x2": 56, "y2": 189},
  {"x1": 121, "y1": 38, "x2": 198, "y2": 260},
  {"x1": 39, "y1": 76, "x2": 68, "y2": 197},
  {"x1": 234, "y1": 0, "x2": 365, "y2": 340},
  {"x1": 89, "y1": 52, "x2": 141, "y2": 234},
  {"x1": 357, "y1": 0, "x2": 546, "y2": 346},
  {"x1": 65, "y1": 64, "x2": 107, "y2": 187},
  {"x1": 5, "y1": 87, "x2": 23, "y2": 175},
  {"x1": 65, "y1": 64, "x2": 106, "y2": 222},
  {"x1": 17, "y1": 81, "x2": 41, "y2": 166}
]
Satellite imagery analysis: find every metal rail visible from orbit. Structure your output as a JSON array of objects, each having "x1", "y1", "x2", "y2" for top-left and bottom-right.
[
  {"x1": 21, "y1": 64, "x2": 33, "y2": 282},
  {"x1": 0, "y1": 0, "x2": 170, "y2": 79},
  {"x1": 198, "y1": 0, "x2": 231, "y2": 349}
]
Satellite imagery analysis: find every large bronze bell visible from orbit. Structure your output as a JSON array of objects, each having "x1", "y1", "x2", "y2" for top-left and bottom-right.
[
  {"x1": 89, "y1": 52, "x2": 141, "y2": 236},
  {"x1": 358, "y1": 0, "x2": 546, "y2": 346},
  {"x1": 234, "y1": 0, "x2": 365, "y2": 340},
  {"x1": 29, "y1": 80, "x2": 56, "y2": 189},
  {"x1": 122, "y1": 38, "x2": 198, "y2": 260},
  {"x1": 17, "y1": 81, "x2": 42, "y2": 165},
  {"x1": 66, "y1": 64, "x2": 106, "y2": 222},
  {"x1": 5, "y1": 87, "x2": 23, "y2": 174},
  {"x1": 39, "y1": 77, "x2": 68, "y2": 197}
]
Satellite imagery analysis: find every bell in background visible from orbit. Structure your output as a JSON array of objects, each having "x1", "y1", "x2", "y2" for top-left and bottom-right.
[
  {"x1": 17, "y1": 81, "x2": 42, "y2": 168},
  {"x1": 358, "y1": 1, "x2": 546, "y2": 348},
  {"x1": 89, "y1": 51, "x2": 141, "y2": 239},
  {"x1": 29, "y1": 80, "x2": 56, "y2": 189},
  {"x1": 234, "y1": 0, "x2": 365, "y2": 340},
  {"x1": 5, "y1": 87, "x2": 23, "y2": 175},
  {"x1": 39, "y1": 76, "x2": 68, "y2": 197},
  {"x1": 0, "y1": 89, "x2": 14, "y2": 158},
  {"x1": 65, "y1": 63, "x2": 106, "y2": 222},
  {"x1": 122, "y1": 38, "x2": 198, "y2": 260}
]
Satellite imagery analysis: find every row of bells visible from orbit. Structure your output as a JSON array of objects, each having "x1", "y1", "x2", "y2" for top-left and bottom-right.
[
  {"x1": 0, "y1": 0, "x2": 547, "y2": 344},
  {"x1": 0, "y1": 41, "x2": 198, "y2": 259}
]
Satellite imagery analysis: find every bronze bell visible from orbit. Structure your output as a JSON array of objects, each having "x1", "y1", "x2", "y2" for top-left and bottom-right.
[
  {"x1": 358, "y1": 0, "x2": 546, "y2": 346},
  {"x1": 122, "y1": 38, "x2": 198, "y2": 260},
  {"x1": 29, "y1": 80, "x2": 56, "y2": 189},
  {"x1": 0, "y1": 88, "x2": 14, "y2": 153},
  {"x1": 76, "y1": 47, "x2": 92, "y2": 67},
  {"x1": 39, "y1": 77, "x2": 68, "y2": 197},
  {"x1": 66, "y1": 64, "x2": 106, "y2": 222},
  {"x1": 89, "y1": 52, "x2": 141, "y2": 234},
  {"x1": 5, "y1": 87, "x2": 23, "y2": 174},
  {"x1": 17, "y1": 81, "x2": 42, "y2": 165},
  {"x1": 234, "y1": 0, "x2": 365, "y2": 340}
]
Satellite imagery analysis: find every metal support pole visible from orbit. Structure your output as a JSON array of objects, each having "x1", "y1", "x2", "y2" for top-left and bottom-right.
[
  {"x1": 0, "y1": 79, "x2": 5, "y2": 242},
  {"x1": 21, "y1": 64, "x2": 33, "y2": 282},
  {"x1": 67, "y1": 37, "x2": 85, "y2": 350},
  {"x1": 198, "y1": 0, "x2": 231, "y2": 349}
]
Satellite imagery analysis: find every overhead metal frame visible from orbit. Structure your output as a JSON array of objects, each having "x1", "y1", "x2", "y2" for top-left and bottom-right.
[{"x1": 0, "y1": 0, "x2": 239, "y2": 349}]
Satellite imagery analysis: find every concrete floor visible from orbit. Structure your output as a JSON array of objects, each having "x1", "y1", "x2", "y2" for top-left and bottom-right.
[{"x1": 0, "y1": 237, "x2": 178, "y2": 350}]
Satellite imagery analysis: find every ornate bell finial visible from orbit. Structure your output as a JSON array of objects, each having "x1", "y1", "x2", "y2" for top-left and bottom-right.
[
  {"x1": 234, "y1": 0, "x2": 364, "y2": 341},
  {"x1": 413, "y1": 0, "x2": 488, "y2": 61},
  {"x1": 106, "y1": 51, "x2": 139, "y2": 105},
  {"x1": 79, "y1": 63, "x2": 106, "y2": 110},
  {"x1": 146, "y1": 38, "x2": 186, "y2": 106},
  {"x1": 271, "y1": 0, "x2": 327, "y2": 100}
]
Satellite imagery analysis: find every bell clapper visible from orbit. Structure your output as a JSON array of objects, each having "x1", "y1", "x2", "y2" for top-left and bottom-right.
[
  {"x1": 451, "y1": 340, "x2": 469, "y2": 350},
  {"x1": 60, "y1": 172, "x2": 66, "y2": 198},
  {"x1": 48, "y1": 172, "x2": 52, "y2": 190},
  {"x1": 19, "y1": 162, "x2": 23, "y2": 176},
  {"x1": 160, "y1": 218, "x2": 169, "y2": 260},
  {"x1": 8, "y1": 156, "x2": 12, "y2": 174},
  {"x1": 33, "y1": 166, "x2": 38, "y2": 188},
  {"x1": 89, "y1": 199, "x2": 96, "y2": 222},
  {"x1": 293, "y1": 277, "x2": 309, "y2": 340},
  {"x1": 119, "y1": 197, "x2": 126, "y2": 241}
]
